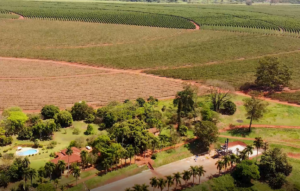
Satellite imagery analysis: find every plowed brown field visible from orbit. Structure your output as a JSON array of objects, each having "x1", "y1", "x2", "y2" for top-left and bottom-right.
[{"x1": 0, "y1": 58, "x2": 183, "y2": 111}]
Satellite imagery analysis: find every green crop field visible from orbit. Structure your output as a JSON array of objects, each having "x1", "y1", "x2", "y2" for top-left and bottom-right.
[
  {"x1": 145, "y1": 52, "x2": 300, "y2": 90},
  {"x1": 1, "y1": 0, "x2": 300, "y2": 32}
]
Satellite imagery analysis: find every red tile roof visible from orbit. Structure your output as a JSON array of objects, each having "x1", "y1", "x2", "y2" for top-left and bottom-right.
[{"x1": 51, "y1": 147, "x2": 83, "y2": 164}]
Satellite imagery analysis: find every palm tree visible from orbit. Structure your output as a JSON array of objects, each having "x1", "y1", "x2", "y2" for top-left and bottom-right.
[
  {"x1": 72, "y1": 166, "x2": 81, "y2": 185},
  {"x1": 245, "y1": 145, "x2": 254, "y2": 159},
  {"x1": 189, "y1": 166, "x2": 197, "y2": 185},
  {"x1": 263, "y1": 142, "x2": 269, "y2": 152},
  {"x1": 28, "y1": 168, "x2": 36, "y2": 186},
  {"x1": 132, "y1": 184, "x2": 142, "y2": 191},
  {"x1": 45, "y1": 162, "x2": 55, "y2": 181},
  {"x1": 66, "y1": 147, "x2": 73, "y2": 173},
  {"x1": 57, "y1": 160, "x2": 66, "y2": 176},
  {"x1": 215, "y1": 160, "x2": 224, "y2": 174},
  {"x1": 173, "y1": 172, "x2": 182, "y2": 189},
  {"x1": 165, "y1": 175, "x2": 173, "y2": 191},
  {"x1": 157, "y1": 178, "x2": 166, "y2": 191},
  {"x1": 173, "y1": 86, "x2": 196, "y2": 128},
  {"x1": 80, "y1": 150, "x2": 88, "y2": 170},
  {"x1": 229, "y1": 154, "x2": 238, "y2": 170},
  {"x1": 23, "y1": 157, "x2": 30, "y2": 168},
  {"x1": 253, "y1": 137, "x2": 264, "y2": 160},
  {"x1": 141, "y1": 183, "x2": 149, "y2": 191},
  {"x1": 22, "y1": 168, "x2": 31, "y2": 185},
  {"x1": 222, "y1": 155, "x2": 230, "y2": 171},
  {"x1": 196, "y1": 166, "x2": 206, "y2": 184},
  {"x1": 182, "y1": 170, "x2": 191, "y2": 186},
  {"x1": 125, "y1": 188, "x2": 132, "y2": 191},
  {"x1": 150, "y1": 177, "x2": 158, "y2": 191},
  {"x1": 54, "y1": 179, "x2": 60, "y2": 189}
]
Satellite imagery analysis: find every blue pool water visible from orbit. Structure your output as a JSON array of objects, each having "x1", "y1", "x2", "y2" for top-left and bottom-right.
[{"x1": 17, "y1": 149, "x2": 38, "y2": 156}]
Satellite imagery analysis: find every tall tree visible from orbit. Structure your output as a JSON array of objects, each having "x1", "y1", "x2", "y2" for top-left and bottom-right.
[
  {"x1": 72, "y1": 166, "x2": 81, "y2": 185},
  {"x1": 157, "y1": 178, "x2": 166, "y2": 191},
  {"x1": 182, "y1": 170, "x2": 191, "y2": 186},
  {"x1": 173, "y1": 172, "x2": 182, "y2": 189},
  {"x1": 243, "y1": 94, "x2": 268, "y2": 131},
  {"x1": 244, "y1": 145, "x2": 254, "y2": 159},
  {"x1": 57, "y1": 160, "x2": 66, "y2": 176},
  {"x1": 222, "y1": 155, "x2": 230, "y2": 171},
  {"x1": 28, "y1": 168, "x2": 36, "y2": 186},
  {"x1": 253, "y1": 137, "x2": 264, "y2": 160},
  {"x1": 165, "y1": 175, "x2": 173, "y2": 191},
  {"x1": 22, "y1": 168, "x2": 31, "y2": 185},
  {"x1": 173, "y1": 84, "x2": 198, "y2": 128},
  {"x1": 255, "y1": 57, "x2": 291, "y2": 92},
  {"x1": 196, "y1": 166, "x2": 206, "y2": 184},
  {"x1": 189, "y1": 166, "x2": 197, "y2": 185},
  {"x1": 206, "y1": 80, "x2": 234, "y2": 112},
  {"x1": 150, "y1": 177, "x2": 158, "y2": 191},
  {"x1": 215, "y1": 160, "x2": 224, "y2": 174},
  {"x1": 263, "y1": 142, "x2": 269, "y2": 152},
  {"x1": 66, "y1": 147, "x2": 73, "y2": 173},
  {"x1": 230, "y1": 154, "x2": 238, "y2": 170},
  {"x1": 194, "y1": 121, "x2": 219, "y2": 148},
  {"x1": 80, "y1": 150, "x2": 88, "y2": 170},
  {"x1": 44, "y1": 162, "x2": 55, "y2": 181},
  {"x1": 23, "y1": 157, "x2": 30, "y2": 168}
]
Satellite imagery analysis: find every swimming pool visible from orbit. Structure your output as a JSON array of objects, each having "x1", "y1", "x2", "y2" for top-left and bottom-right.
[{"x1": 17, "y1": 149, "x2": 38, "y2": 156}]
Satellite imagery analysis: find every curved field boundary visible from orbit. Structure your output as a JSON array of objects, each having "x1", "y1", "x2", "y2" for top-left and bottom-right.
[{"x1": 1, "y1": 55, "x2": 300, "y2": 111}]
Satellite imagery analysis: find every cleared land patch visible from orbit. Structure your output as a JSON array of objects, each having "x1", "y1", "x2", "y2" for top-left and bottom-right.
[
  {"x1": 0, "y1": 59, "x2": 107, "y2": 78},
  {"x1": 0, "y1": 60, "x2": 183, "y2": 110}
]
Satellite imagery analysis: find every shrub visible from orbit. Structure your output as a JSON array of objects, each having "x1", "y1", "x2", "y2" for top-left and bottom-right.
[
  {"x1": 41, "y1": 105, "x2": 60, "y2": 119},
  {"x1": 54, "y1": 111, "x2": 73, "y2": 127},
  {"x1": 151, "y1": 153, "x2": 157, "y2": 159},
  {"x1": 201, "y1": 107, "x2": 212, "y2": 121},
  {"x1": 73, "y1": 128, "x2": 81, "y2": 135},
  {"x1": 269, "y1": 173, "x2": 287, "y2": 189},
  {"x1": 147, "y1": 96, "x2": 158, "y2": 105},
  {"x1": 2, "y1": 153, "x2": 14, "y2": 160},
  {"x1": 161, "y1": 105, "x2": 166, "y2": 112},
  {"x1": 47, "y1": 141, "x2": 57, "y2": 149},
  {"x1": 136, "y1": 97, "x2": 146, "y2": 107},
  {"x1": 49, "y1": 152, "x2": 55, "y2": 157},
  {"x1": 222, "y1": 101, "x2": 236, "y2": 115},
  {"x1": 71, "y1": 101, "x2": 94, "y2": 121},
  {"x1": 85, "y1": 124, "x2": 94, "y2": 135},
  {"x1": 70, "y1": 137, "x2": 86, "y2": 148},
  {"x1": 84, "y1": 114, "x2": 95, "y2": 123},
  {"x1": 178, "y1": 125, "x2": 188, "y2": 136},
  {"x1": 232, "y1": 160, "x2": 260, "y2": 185}
]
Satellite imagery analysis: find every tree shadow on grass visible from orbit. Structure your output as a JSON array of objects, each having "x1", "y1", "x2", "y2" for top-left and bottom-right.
[
  {"x1": 228, "y1": 128, "x2": 251, "y2": 137},
  {"x1": 184, "y1": 139, "x2": 210, "y2": 156}
]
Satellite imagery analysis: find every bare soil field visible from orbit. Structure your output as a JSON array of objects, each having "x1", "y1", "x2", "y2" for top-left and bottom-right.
[
  {"x1": 0, "y1": 58, "x2": 183, "y2": 110},
  {"x1": 0, "y1": 59, "x2": 107, "y2": 78}
]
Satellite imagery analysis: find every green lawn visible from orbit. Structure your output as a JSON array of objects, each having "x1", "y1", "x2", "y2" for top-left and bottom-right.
[{"x1": 217, "y1": 95, "x2": 300, "y2": 128}]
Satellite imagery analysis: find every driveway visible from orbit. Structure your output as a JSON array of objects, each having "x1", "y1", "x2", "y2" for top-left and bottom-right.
[{"x1": 91, "y1": 155, "x2": 219, "y2": 191}]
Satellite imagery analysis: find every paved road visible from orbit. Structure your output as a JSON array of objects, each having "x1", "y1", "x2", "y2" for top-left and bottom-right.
[{"x1": 91, "y1": 156, "x2": 219, "y2": 191}]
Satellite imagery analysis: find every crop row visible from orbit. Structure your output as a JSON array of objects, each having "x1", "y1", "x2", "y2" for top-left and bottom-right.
[{"x1": 8, "y1": 9, "x2": 195, "y2": 29}]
